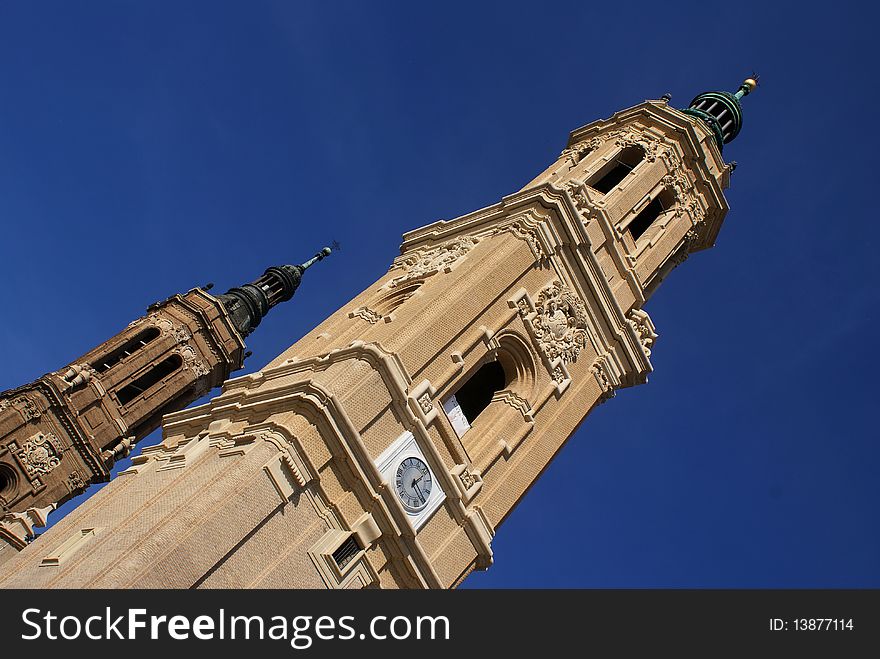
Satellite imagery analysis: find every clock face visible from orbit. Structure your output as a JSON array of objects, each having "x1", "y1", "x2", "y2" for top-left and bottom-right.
[{"x1": 395, "y1": 456, "x2": 433, "y2": 511}]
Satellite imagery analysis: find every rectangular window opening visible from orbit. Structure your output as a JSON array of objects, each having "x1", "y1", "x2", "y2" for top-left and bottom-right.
[
  {"x1": 586, "y1": 146, "x2": 645, "y2": 194},
  {"x1": 332, "y1": 535, "x2": 362, "y2": 570},
  {"x1": 116, "y1": 354, "x2": 182, "y2": 406}
]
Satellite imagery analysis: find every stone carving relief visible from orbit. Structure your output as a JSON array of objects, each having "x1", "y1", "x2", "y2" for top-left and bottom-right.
[
  {"x1": 668, "y1": 229, "x2": 700, "y2": 269},
  {"x1": 662, "y1": 171, "x2": 690, "y2": 202},
  {"x1": 417, "y1": 394, "x2": 434, "y2": 415},
  {"x1": 66, "y1": 471, "x2": 86, "y2": 494},
  {"x1": 531, "y1": 281, "x2": 590, "y2": 364},
  {"x1": 515, "y1": 296, "x2": 533, "y2": 318},
  {"x1": 154, "y1": 316, "x2": 175, "y2": 334},
  {"x1": 173, "y1": 326, "x2": 192, "y2": 344},
  {"x1": 612, "y1": 126, "x2": 662, "y2": 163},
  {"x1": 17, "y1": 432, "x2": 61, "y2": 478},
  {"x1": 501, "y1": 219, "x2": 546, "y2": 261},
  {"x1": 560, "y1": 136, "x2": 602, "y2": 168},
  {"x1": 591, "y1": 359, "x2": 616, "y2": 404},
  {"x1": 12, "y1": 396, "x2": 40, "y2": 421},
  {"x1": 391, "y1": 236, "x2": 479, "y2": 287},
  {"x1": 176, "y1": 344, "x2": 210, "y2": 377},
  {"x1": 459, "y1": 469, "x2": 477, "y2": 490},
  {"x1": 660, "y1": 159, "x2": 707, "y2": 230},
  {"x1": 566, "y1": 181, "x2": 599, "y2": 223},
  {"x1": 626, "y1": 309, "x2": 658, "y2": 358},
  {"x1": 551, "y1": 365, "x2": 567, "y2": 385}
]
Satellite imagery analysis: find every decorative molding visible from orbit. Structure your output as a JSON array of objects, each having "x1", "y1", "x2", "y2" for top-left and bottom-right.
[
  {"x1": 16, "y1": 432, "x2": 61, "y2": 478},
  {"x1": 263, "y1": 453, "x2": 305, "y2": 502},
  {"x1": 349, "y1": 306, "x2": 383, "y2": 325},
  {"x1": 565, "y1": 125, "x2": 670, "y2": 166},
  {"x1": 450, "y1": 463, "x2": 482, "y2": 505},
  {"x1": 626, "y1": 308, "x2": 658, "y2": 358},
  {"x1": 668, "y1": 228, "x2": 700, "y2": 269},
  {"x1": 39, "y1": 527, "x2": 104, "y2": 567},
  {"x1": 514, "y1": 294, "x2": 534, "y2": 318},
  {"x1": 417, "y1": 394, "x2": 433, "y2": 415},
  {"x1": 560, "y1": 136, "x2": 603, "y2": 168},
  {"x1": 549, "y1": 359, "x2": 572, "y2": 395},
  {"x1": 66, "y1": 471, "x2": 86, "y2": 494},
  {"x1": 11, "y1": 396, "x2": 40, "y2": 422},
  {"x1": 489, "y1": 212, "x2": 549, "y2": 261},
  {"x1": 129, "y1": 310, "x2": 216, "y2": 378},
  {"x1": 390, "y1": 236, "x2": 479, "y2": 287},
  {"x1": 215, "y1": 432, "x2": 259, "y2": 460},
  {"x1": 172, "y1": 326, "x2": 192, "y2": 344},
  {"x1": 566, "y1": 181, "x2": 600, "y2": 223},
  {"x1": 490, "y1": 390, "x2": 534, "y2": 423},
  {"x1": 176, "y1": 343, "x2": 210, "y2": 377},
  {"x1": 663, "y1": 163, "x2": 707, "y2": 227},
  {"x1": 508, "y1": 220, "x2": 545, "y2": 260},
  {"x1": 591, "y1": 358, "x2": 617, "y2": 404},
  {"x1": 153, "y1": 316, "x2": 175, "y2": 334},
  {"x1": 407, "y1": 379, "x2": 438, "y2": 426}
]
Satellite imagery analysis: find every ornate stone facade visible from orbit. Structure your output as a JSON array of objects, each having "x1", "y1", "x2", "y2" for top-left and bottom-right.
[
  {"x1": 390, "y1": 236, "x2": 479, "y2": 287},
  {"x1": 0, "y1": 86, "x2": 746, "y2": 587}
]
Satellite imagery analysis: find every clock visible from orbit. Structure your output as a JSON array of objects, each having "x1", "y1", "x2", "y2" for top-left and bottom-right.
[
  {"x1": 375, "y1": 431, "x2": 445, "y2": 530},
  {"x1": 395, "y1": 456, "x2": 433, "y2": 511}
]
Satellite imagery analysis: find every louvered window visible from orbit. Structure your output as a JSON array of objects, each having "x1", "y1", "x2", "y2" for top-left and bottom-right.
[
  {"x1": 331, "y1": 535, "x2": 361, "y2": 570},
  {"x1": 92, "y1": 326, "x2": 160, "y2": 373}
]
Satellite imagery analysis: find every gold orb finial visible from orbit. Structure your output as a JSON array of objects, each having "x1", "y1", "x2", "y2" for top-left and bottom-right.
[{"x1": 742, "y1": 77, "x2": 758, "y2": 92}]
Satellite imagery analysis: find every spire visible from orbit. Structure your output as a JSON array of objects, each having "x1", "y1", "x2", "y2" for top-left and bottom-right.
[
  {"x1": 680, "y1": 76, "x2": 758, "y2": 151},
  {"x1": 216, "y1": 247, "x2": 333, "y2": 337}
]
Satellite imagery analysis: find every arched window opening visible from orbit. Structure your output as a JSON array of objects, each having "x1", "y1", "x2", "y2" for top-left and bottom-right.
[
  {"x1": 452, "y1": 360, "x2": 507, "y2": 426},
  {"x1": 92, "y1": 326, "x2": 161, "y2": 374},
  {"x1": 628, "y1": 189, "x2": 676, "y2": 241},
  {"x1": 586, "y1": 145, "x2": 645, "y2": 194},
  {"x1": 116, "y1": 354, "x2": 182, "y2": 406},
  {"x1": 374, "y1": 282, "x2": 422, "y2": 317},
  {"x1": 0, "y1": 464, "x2": 17, "y2": 498}
]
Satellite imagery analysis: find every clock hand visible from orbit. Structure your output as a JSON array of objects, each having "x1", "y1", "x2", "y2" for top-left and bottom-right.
[{"x1": 413, "y1": 482, "x2": 425, "y2": 503}]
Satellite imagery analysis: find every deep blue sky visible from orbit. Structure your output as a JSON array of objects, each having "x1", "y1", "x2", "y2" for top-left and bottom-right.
[{"x1": 1, "y1": 2, "x2": 877, "y2": 587}]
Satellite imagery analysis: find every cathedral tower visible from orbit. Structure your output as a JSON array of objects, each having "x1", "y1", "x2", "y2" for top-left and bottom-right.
[
  {"x1": 0, "y1": 80, "x2": 756, "y2": 587},
  {"x1": 0, "y1": 249, "x2": 332, "y2": 558}
]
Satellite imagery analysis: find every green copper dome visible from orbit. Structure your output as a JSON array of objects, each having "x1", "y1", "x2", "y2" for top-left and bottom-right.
[{"x1": 680, "y1": 78, "x2": 757, "y2": 152}]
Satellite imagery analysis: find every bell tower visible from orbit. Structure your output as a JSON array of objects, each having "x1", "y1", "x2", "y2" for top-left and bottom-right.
[
  {"x1": 0, "y1": 249, "x2": 332, "y2": 559},
  {"x1": 0, "y1": 80, "x2": 756, "y2": 587}
]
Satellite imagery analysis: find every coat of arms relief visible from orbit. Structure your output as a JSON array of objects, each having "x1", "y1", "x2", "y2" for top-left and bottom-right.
[{"x1": 528, "y1": 281, "x2": 590, "y2": 364}]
